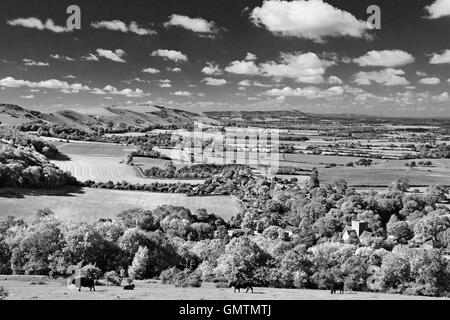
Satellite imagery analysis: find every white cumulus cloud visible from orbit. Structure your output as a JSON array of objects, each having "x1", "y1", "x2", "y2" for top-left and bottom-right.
[
  {"x1": 354, "y1": 68, "x2": 410, "y2": 86},
  {"x1": 159, "y1": 79, "x2": 172, "y2": 88},
  {"x1": 50, "y1": 54, "x2": 75, "y2": 61},
  {"x1": 425, "y1": 0, "x2": 450, "y2": 19},
  {"x1": 91, "y1": 20, "x2": 156, "y2": 35},
  {"x1": 96, "y1": 49, "x2": 126, "y2": 63},
  {"x1": 142, "y1": 67, "x2": 160, "y2": 74},
  {"x1": 419, "y1": 77, "x2": 441, "y2": 85},
  {"x1": 201, "y1": 62, "x2": 223, "y2": 75},
  {"x1": 225, "y1": 52, "x2": 333, "y2": 84},
  {"x1": 265, "y1": 85, "x2": 344, "y2": 99},
  {"x1": 238, "y1": 80, "x2": 271, "y2": 87},
  {"x1": 23, "y1": 59, "x2": 49, "y2": 66},
  {"x1": 151, "y1": 49, "x2": 188, "y2": 62},
  {"x1": 163, "y1": 14, "x2": 218, "y2": 34},
  {"x1": 429, "y1": 50, "x2": 450, "y2": 64},
  {"x1": 259, "y1": 52, "x2": 333, "y2": 83},
  {"x1": 328, "y1": 76, "x2": 343, "y2": 84},
  {"x1": 173, "y1": 91, "x2": 192, "y2": 96},
  {"x1": 7, "y1": 17, "x2": 72, "y2": 33},
  {"x1": 81, "y1": 54, "x2": 99, "y2": 62},
  {"x1": 250, "y1": 0, "x2": 370, "y2": 42},
  {"x1": 202, "y1": 77, "x2": 227, "y2": 86},
  {"x1": 245, "y1": 52, "x2": 257, "y2": 61},
  {"x1": 0, "y1": 77, "x2": 90, "y2": 92},
  {"x1": 434, "y1": 92, "x2": 449, "y2": 102},
  {"x1": 100, "y1": 85, "x2": 147, "y2": 97},
  {"x1": 353, "y1": 50, "x2": 415, "y2": 67},
  {"x1": 225, "y1": 60, "x2": 260, "y2": 75},
  {"x1": 0, "y1": 76, "x2": 148, "y2": 97}
]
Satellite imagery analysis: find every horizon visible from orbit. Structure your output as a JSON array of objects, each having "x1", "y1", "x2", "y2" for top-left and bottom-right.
[{"x1": 4, "y1": 100, "x2": 450, "y2": 120}]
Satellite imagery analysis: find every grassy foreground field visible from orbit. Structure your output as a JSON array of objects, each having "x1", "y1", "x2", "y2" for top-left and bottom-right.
[
  {"x1": 0, "y1": 276, "x2": 446, "y2": 300},
  {"x1": 0, "y1": 188, "x2": 243, "y2": 222}
]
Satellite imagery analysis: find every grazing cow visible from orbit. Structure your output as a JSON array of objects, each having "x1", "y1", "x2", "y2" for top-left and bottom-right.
[
  {"x1": 330, "y1": 281, "x2": 344, "y2": 294},
  {"x1": 123, "y1": 284, "x2": 135, "y2": 290},
  {"x1": 229, "y1": 280, "x2": 254, "y2": 293},
  {"x1": 72, "y1": 277, "x2": 96, "y2": 292}
]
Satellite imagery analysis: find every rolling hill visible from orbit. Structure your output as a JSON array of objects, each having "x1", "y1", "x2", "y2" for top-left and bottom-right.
[
  {"x1": 0, "y1": 103, "x2": 41, "y2": 125},
  {"x1": 0, "y1": 103, "x2": 220, "y2": 131}
]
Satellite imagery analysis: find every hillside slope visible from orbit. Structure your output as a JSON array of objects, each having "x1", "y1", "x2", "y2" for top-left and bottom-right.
[
  {"x1": 0, "y1": 104, "x2": 41, "y2": 125},
  {"x1": 0, "y1": 104, "x2": 220, "y2": 131}
]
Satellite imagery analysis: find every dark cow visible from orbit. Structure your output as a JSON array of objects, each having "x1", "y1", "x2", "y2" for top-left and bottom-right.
[
  {"x1": 72, "y1": 277, "x2": 96, "y2": 292},
  {"x1": 330, "y1": 281, "x2": 344, "y2": 294},
  {"x1": 229, "y1": 280, "x2": 254, "y2": 293},
  {"x1": 123, "y1": 284, "x2": 135, "y2": 290}
]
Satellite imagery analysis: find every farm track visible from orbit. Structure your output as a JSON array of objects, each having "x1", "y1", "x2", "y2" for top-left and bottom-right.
[{"x1": 132, "y1": 164, "x2": 147, "y2": 178}]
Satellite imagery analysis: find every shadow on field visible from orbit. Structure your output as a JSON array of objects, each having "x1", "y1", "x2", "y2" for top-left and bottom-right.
[
  {"x1": 51, "y1": 152, "x2": 71, "y2": 161},
  {"x1": 0, "y1": 186, "x2": 85, "y2": 198}
]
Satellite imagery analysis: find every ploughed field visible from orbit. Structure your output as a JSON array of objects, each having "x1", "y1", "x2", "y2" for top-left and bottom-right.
[
  {"x1": 0, "y1": 188, "x2": 243, "y2": 222},
  {"x1": 50, "y1": 141, "x2": 204, "y2": 185},
  {"x1": 0, "y1": 276, "x2": 447, "y2": 300},
  {"x1": 52, "y1": 155, "x2": 204, "y2": 185}
]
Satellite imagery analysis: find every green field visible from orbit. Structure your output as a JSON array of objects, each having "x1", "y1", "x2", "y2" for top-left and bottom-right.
[
  {"x1": 0, "y1": 188, "x2": 243, "y2": 222},
  {"x1": 52, "y1": 141, "x2": 135, "y2": 157},
  {"x1": 428, "y1": 159, "x2": 450, "y2": 169},
  {"x1": 281, "y1": 153, "x2": 382, "y2": 165},
  {"x1": 319, "y1": 167, "x2": 450, "y2": 186},
  {"x1": 375, "y1": 159, "x2": 441, "y2": 168}
]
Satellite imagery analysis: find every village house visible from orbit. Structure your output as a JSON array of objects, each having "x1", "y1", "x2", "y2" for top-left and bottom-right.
[
  {"x1": 422, "y1": 239, "x2": 442, "y2": 250},
  {"x1": 342, "y1": 220, "x2": 369, "y2": 242}
]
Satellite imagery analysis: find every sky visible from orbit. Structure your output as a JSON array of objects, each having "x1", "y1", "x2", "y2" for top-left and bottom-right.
[{"x1": 0, "y1": 0, "x2": 450, "y2": 117}]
